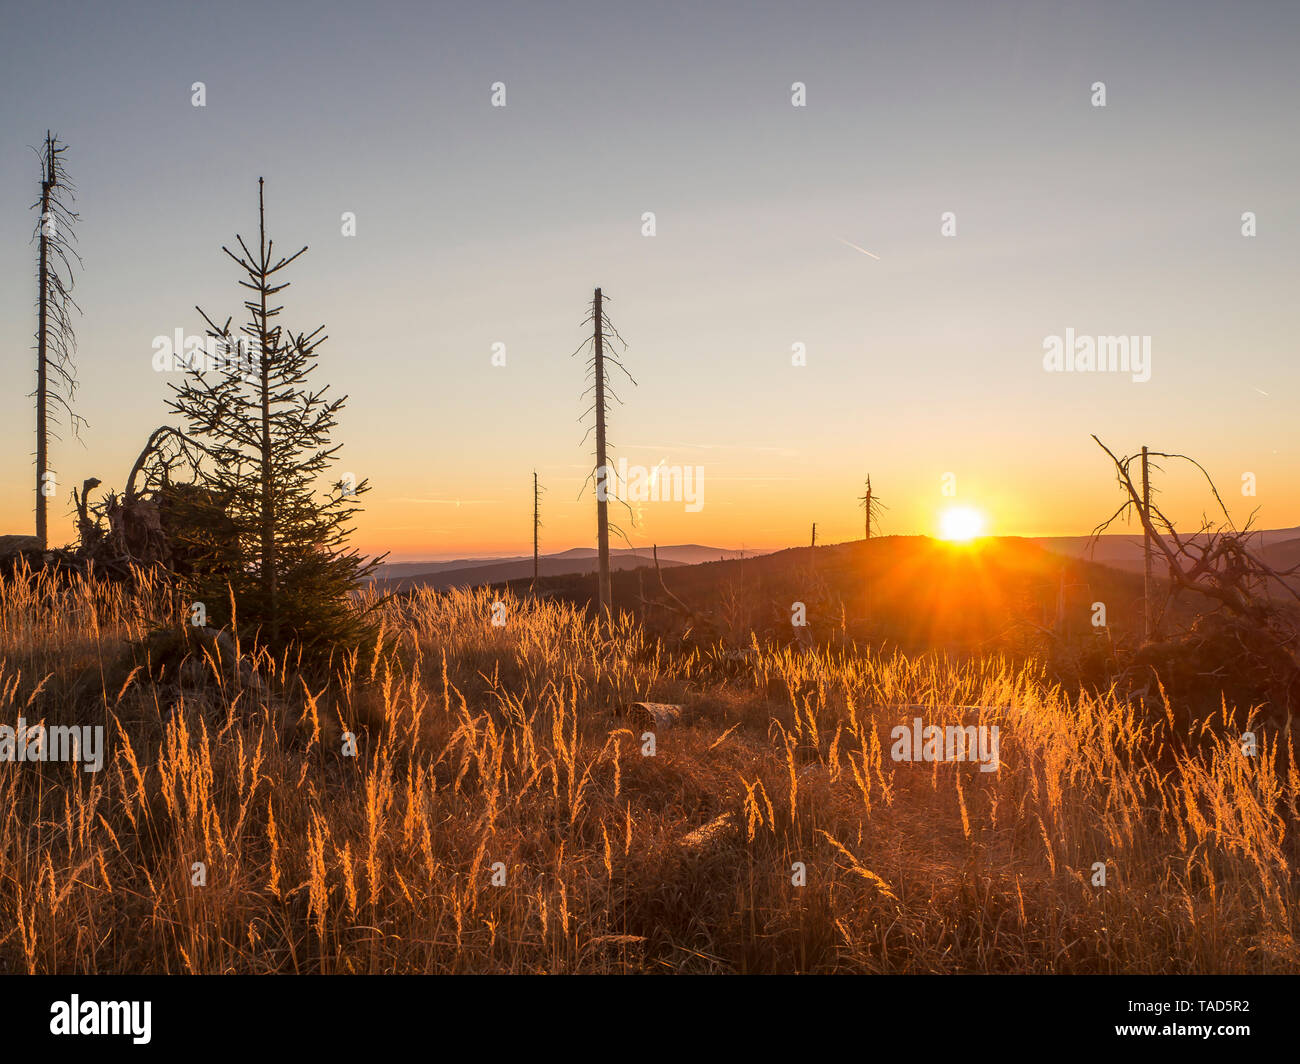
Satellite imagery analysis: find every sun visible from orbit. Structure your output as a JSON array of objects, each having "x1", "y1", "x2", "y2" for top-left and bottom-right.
[{"x1": 938, "y1": 505, "x2": 986, "y2": 542}]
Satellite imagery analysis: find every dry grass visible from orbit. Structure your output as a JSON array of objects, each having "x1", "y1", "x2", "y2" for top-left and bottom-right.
[{"x1": 1, "y1": 566, "x2": 1297, "y2": 973}]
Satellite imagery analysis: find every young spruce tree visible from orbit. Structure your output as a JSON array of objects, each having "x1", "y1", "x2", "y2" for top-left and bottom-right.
[{"x1": 168, "y1": 178, "x2": 376, "y2": 654}]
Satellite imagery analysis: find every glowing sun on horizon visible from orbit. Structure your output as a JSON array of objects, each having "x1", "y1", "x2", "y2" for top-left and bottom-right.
[{"x1": 938, "y1": 505, "x2": 987, "y2": 542}]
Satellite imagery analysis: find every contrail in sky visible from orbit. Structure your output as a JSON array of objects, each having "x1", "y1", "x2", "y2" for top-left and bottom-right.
[{"x1": 836, "y1": 237, "x2": 880, "y2": 260}]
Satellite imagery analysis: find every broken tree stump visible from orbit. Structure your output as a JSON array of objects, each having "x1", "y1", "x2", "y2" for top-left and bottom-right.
[{"x1": 618, "y1": 701, "x2": 685, "y2": 732}]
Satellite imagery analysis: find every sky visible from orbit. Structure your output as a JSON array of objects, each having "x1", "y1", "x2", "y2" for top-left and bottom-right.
[{"x1": 0, "y1": 0, "x2": 1297, "y2": 561}]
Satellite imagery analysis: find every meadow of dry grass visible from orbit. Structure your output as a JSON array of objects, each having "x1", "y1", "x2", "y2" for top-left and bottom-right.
[{"x1": 1, "y1": 566, "x2": 1298, "y2": 974}]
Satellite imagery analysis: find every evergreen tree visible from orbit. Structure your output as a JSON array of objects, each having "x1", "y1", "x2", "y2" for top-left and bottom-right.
[{"x1": 168, "y1": 178, "x2": 376, "y2": 654}]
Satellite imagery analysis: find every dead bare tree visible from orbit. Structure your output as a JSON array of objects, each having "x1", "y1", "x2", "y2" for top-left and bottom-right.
[
  {"x1": 858, "y1": 475, "x2": 887, "y2": 540},
  {"x1": 32, "y1": 132, "x2": 84, "y2": 549},
  {"x1": 121, "y1": 425, "x2": 209, "y2": 503},
  {"x1": 857, "y1": 475, "x2": 887, "y2": 624},
  {"x1": 1092, "y1": 436, "x2": 1300, "y2": 621},
  {"x1": 636, "y1": 543, "x2": 719, "y2": 648},
  {"x1": 532, "y1": 470, "x2": 543, "y2": 588},
  {"x1": 573, "y1": 286, "x2": 635, "y2": 614},
  {"x1": 72, "y1": 425, "x2": 212, "y2": 568},
  {"x1": 1141, "y1": 445, "x2": 1152, "y2": 639},
  {"x1": 1091, "y1": 434, "x2": 1300, "y2": 717}
]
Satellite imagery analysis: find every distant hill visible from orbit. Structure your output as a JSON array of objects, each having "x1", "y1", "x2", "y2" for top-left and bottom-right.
[
  {"x1": 1033, "y1": 527, "x2": 1300, "y2": 594},
  {"x1": 1259, "y1": 536, "x2": 1300, "y2": 571},
  {"x1": 378, "y1": 532, "x2": 1300, "y2": 653},
  {"x1": 1032, "y1": 527, "x2": 1300, "y2": 567},
  {"x1": 653, "y1": 535, "x2": 1161, "y2": 651},
  {"x1": 477, "y1": 535, "x2": 1175, "y2": 656},
  {"x1": 373, "y1": 544, "x2": 764, "y2": 592}
]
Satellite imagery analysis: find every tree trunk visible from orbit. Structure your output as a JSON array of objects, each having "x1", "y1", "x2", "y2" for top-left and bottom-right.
[
  {"x1": 1141, "y1": 445, "x2": 1151, "y2": 641},
  {"x1": 257, "y1": 178, "x2": 278, "y2": 640},
  {"x1": 593, "y1": 287, "x2": 611, "y2": 613},
  {"x1": 35, "y1": 138, "x2": 51, "y2": 551}
]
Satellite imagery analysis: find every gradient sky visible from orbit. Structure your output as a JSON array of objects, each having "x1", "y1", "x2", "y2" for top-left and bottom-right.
[{"x1": 1, "y1": 1, "x2": 1297, "y2": 560}]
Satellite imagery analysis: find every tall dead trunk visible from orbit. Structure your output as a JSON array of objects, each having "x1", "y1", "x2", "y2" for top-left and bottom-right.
[
  {"x1": 35, "y1": 137, "x2": 51, "y2": 550},
  {"x1": 1141, "y1": 445, "x2": 1152, "y2": 641},
  {"x1": 576, "y1": 285, "x2": 634, "y2": 618},
  {"x1": 31, "y1": 132, "x2": 82, "y2": 551},
  {"x1": 593, "y1": 287, "x2": 611, "y2": 613},
  {"x1": 533, "y1": 470, "x2": 540, "y2": 585}
]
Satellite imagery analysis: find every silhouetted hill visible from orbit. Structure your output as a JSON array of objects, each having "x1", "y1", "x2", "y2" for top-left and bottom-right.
[
  {"x1": 487, "y1": 535, "x2": 1179, "y2": 656},
  {"x1": 373, "y1": 545, "x2": 764, "y2": 590},
  {"x1": 1034, "y1": 527, "x2": 1300, "y2": 596},
  {"x1": 1035, "y1": 526, "x2": 1300, "y2": 564},
  {"x1": 377, "y1": 552, "x2": 684, "y2": 592}
]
